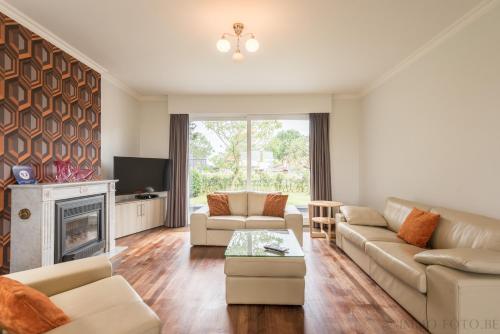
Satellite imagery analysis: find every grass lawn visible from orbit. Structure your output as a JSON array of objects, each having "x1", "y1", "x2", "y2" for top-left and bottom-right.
[{"x1": 190, "y1": 192, "x2": 310, "y2": 207}]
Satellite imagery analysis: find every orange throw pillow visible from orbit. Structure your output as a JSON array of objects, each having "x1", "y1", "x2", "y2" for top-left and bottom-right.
[
  {"x1": 0, "y1": 277, "x2": 70, "y2": 334},
  {"x1": 207, "y1": 193, "x2": 231, "y2": 216},
  {"x1": 397, "y1": 208, "x2": 440, "y2": 248},
  {"x1": 262, "y1": 194, "x2": 288, "y2": 218}
]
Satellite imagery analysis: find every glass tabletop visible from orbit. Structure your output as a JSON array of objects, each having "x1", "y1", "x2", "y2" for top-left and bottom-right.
[{"x1": 225, "y1": 229, "x2": 304, "y2": 257}]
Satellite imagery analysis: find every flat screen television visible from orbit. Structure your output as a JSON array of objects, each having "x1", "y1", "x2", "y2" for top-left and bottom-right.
[{"x1": 113, "y1": 156, "x2": 171, "y2": 195}]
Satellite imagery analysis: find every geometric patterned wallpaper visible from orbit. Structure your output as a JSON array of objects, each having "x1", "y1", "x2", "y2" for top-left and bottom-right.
[{"x1": 0, "y1": 12, "x2": 101, "y2": 273}]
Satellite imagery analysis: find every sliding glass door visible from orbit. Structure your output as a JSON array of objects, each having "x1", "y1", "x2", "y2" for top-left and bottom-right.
[
  {"x1": 189, "y1": 120, "x2": 247, "y2": 209},
  {"x1": 250, "y1": 119, "x2": 310, "y2": 207},
  {"x1": 189, "y1": 116, "x2": 310, "y2": 214}
]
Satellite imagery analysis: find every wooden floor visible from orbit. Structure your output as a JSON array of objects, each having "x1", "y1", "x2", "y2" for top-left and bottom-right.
[{"x1": 112, "y1": 227, "x2": 428, "y2": 334}]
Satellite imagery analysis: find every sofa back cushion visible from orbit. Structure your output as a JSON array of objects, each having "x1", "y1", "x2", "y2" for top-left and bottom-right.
[
  {"x1": 383, "y1": 197, "x2": 431, "y2": 233},
  {"x1": 215, "y1": 191, "x2": 248, "y2": 216},
  {"x1": 247, "y1": 191, "x2": 280, "y2": 216},
  {"x1": 429, "y1": 207, "x2": 500, "y2": 251}
]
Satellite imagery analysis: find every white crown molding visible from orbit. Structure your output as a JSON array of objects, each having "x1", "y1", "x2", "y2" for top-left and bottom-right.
[
  {"x1": 138, "y1": 95, "x2": 169, "y2": 102},
  {"x1": 332, "y1": 93, "x2": 361, "y2": 100},
  {"x1": 0, "y1": 0, "x2": 142, "y2": 99},
  {"x1": 361, "y1": 0, "x2": 500, "y2": 97},
  {"x1": 100, "y1": 73, "x2": 141, "y2": 100}
]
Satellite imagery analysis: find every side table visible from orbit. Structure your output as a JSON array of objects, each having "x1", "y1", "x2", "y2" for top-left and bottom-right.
[{"x1": 308, "y1": 201, "x2": 343, "y2": 241}]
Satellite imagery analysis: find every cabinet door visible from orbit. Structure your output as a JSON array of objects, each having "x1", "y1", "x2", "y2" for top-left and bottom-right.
[
  {"x1": 143, "y1": 199, "x2": 165, "y2": 229},
  {"x1": 115, "y1": 202, "x2": 143, "y2": 238}
]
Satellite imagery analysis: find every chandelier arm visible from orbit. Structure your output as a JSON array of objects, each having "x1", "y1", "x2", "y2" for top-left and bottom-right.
[
  {"x1": 240, "y1": 33, "x2": 255, "y2": 38},
  {"x1": 221, "y1": 33, "x2": 237, "y2": 38}
]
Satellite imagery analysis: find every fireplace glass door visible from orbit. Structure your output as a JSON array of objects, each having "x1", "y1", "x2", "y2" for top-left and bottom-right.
[
  {"x1": 55, "y1": 194, "x2": 105, "y2": 263},
  {"x1": 64, "y1": 211, "x2": 99, "y2": 252}
]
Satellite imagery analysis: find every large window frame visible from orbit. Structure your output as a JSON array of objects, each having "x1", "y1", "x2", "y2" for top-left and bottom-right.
[
  {"x1": 189, "y1": 114, "x2": 309, "y2": 192},
  {"x1": 188, "y1": 114, "x2": 310, "y2": 219}
]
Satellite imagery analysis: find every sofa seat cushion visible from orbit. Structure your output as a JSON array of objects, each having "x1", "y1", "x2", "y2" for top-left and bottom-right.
[
  {"x1": 225, "y1": 257, "x2": 306, "y2": 277},
  {"x1": 245, "y1": 216, "x2": 286, "y2": 229},
  {"x1": 365, "y1": 242, "x2": 427, "y2": 293},
  {"x1": 337, "y1": 222, "x2": 405, "y2": 249},
  {"x1": 207, "y1": 216, "x2": 246, "y2": 230},
  {"x1": 50, "y1": 276, "x2": 141, "y2": 320},
  {"x1": 46, "y1": 300, "x2": 160, "y2": 334}
]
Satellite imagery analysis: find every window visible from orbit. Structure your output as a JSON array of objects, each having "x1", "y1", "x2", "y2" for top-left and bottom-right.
[{"x1": 189, "y1": 116, "x2": 310, "y2": 214}]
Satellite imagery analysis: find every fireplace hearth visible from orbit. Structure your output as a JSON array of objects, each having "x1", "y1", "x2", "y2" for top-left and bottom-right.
[{"x1": 55, "y1": 194, "x2": 106, "y2": 263}]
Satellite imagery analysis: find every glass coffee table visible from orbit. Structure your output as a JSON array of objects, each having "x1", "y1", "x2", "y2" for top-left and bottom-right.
[
  {"x1": 225, "y1": 229, "x2": 305, "y2": 258},
  {"x1": 224, "y1": 229, "x2": 306, "y2": 305}
]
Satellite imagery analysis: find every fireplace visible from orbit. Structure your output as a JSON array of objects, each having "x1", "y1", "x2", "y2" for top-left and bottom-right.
[{"x1": 55, "y1": 194, "x2": 106, "y2": 263}]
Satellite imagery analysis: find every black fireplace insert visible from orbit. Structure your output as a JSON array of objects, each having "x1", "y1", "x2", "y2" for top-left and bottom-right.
[{"x1": 54, "y1": 194, "x2": 106, "y2": 263}]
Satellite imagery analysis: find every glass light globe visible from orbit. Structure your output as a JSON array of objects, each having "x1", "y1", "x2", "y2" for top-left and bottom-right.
[
  {"x1": 232, "y1": 50, "x2": 244, "y2": 61},
  {"x1": 245, "y1": 37, "x2": 259, "y2": 52},
  {"x1": 216, "y1": 38, "x2": 231, "y2": 53}
]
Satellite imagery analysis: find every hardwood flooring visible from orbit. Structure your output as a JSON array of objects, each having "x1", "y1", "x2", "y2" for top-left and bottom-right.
[{"x1": 112, "y1": 227, "x2": 428, "y2": 334}]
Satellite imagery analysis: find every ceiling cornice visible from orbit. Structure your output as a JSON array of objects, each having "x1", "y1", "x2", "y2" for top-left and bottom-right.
[
  {"x1": 361, "y1": 0, "x2": 500, "y2": 97},
  {"x1": 0, "y1": 0, "x2": 143, "y2": 99},
  {"x1": 138, "y1": 95, "x2": 169, "y2": 102},
  {"x1": 332, "y1": 94, "x2": 362, "y2": 101}
]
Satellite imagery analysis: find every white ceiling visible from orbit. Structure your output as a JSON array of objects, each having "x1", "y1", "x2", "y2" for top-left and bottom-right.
[{"x1": 5, "y1": 0, "x2": 483, "y2": 95}]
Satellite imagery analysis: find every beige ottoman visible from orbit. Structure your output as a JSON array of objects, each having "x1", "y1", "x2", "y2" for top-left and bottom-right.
[{"x1": 224, "y1": 229, "x2": 306, "y2": 305}]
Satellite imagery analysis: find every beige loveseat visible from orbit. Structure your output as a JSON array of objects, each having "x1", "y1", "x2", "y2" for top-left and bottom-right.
[
  {"x1": 336, "y1": 197, "x2": 500, "y2": 334},
  {"x1": 4, "y1": 256, "x2": 161, "y2": 334},
  {"x1": 190, "y1": 191, "x2": 303, "y2": 246}
]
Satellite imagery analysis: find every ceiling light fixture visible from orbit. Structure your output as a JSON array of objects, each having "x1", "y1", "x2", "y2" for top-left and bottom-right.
[{"x1": 216, "y1": 23, "x2": 259, "y2": 61}]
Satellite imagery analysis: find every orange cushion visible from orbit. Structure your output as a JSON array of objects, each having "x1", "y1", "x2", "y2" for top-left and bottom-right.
[
  {"x1": 207, "y1": 193, "x2": 231, "y2": 216},
  {"x1": 0, "y1": 277, "x2": 70, "y2": 334},
  {"x1": 262, "y1": 194, "x2": 289, "y2": 218},
  {"x1": 397, "y1": 208, "x2": 440, "y2": 248}
]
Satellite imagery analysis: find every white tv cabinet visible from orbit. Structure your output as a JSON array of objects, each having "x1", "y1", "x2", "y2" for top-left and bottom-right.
[{"x1": 115, "y1": 194, "x2": 166, "y2": 238}]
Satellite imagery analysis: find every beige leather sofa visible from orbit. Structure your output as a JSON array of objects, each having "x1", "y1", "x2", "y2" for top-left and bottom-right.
[
  {"x1": 4, "y1": 256, "x2": 161, "y2": 334},
  {"x1": 190, "y1": 191, "x2": 303, "y2": 246},
  {"x1": 336, "y1": 197, "x2": 500, "y2": 334}
]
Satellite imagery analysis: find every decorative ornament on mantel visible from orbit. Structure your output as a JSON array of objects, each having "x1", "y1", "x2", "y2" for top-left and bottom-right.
[
  {"x1": 54, "y1": 160, "x2": 94, "y2": 183},
  {"x1": 216, "y1": 22, "x2": 259, "y2": 62}
]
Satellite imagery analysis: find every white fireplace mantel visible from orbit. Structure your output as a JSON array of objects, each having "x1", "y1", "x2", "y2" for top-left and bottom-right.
[{"x1": 8, "y1": 180, "x2": 117, "y2": 273}]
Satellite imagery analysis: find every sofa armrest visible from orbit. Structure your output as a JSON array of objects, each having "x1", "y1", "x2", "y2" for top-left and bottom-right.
[
  {"x1": 415, "y1": 248, "x2": 500, "y2": 274},
  {"x1": 5, "y1": 255, "x2": 112, "y2": 296},
  {"x1": 284, "y1": 205, "x2": 303, "y2": 246},
  {"x1": 190, "y1": 206, "x2": 209, "y2": 245},
  {"x1": 426, "y1": 264, "x2": 500, "y2": 334},
  {"x1": 336, "y1": 213, "x2": 346, "y2": 222}
]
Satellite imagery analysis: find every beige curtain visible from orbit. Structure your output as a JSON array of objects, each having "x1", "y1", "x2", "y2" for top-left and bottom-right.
[
  {"x1": 309, "y1": 113, "x2": 332, "y2": 202},
  {"x1": 166, "y1": 114, "x2": 189, "y2": 228}
]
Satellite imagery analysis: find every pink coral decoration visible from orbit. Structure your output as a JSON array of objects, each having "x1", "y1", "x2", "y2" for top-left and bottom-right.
[{"x1": 54, "y1": 160, "x2": 94, "y2": 183}]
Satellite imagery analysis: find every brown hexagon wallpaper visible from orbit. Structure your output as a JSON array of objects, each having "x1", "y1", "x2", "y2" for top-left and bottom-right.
[{"x1": 0, "y1": 12, "x2": 101, "y2": 273}]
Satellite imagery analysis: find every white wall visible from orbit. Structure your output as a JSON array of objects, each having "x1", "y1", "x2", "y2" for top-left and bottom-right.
[
  {"x1": 359, "y1": 4, "x2": 500, "y2": 218},
  {"x1": 101, "y1": 78, "x2": 141, "y2": 178},
  {"x1": 168, "y1": 94, "x2": 331, "y2": 115},
  {"x1": 169, "y1": 93, "x2": 361, "y2": 205},
  {"x1": 139, "y1": 99, "x2": 170, "y2": 158},
  {"x1": 331, "y1": 98, "x2": 361, "y2": 205}
]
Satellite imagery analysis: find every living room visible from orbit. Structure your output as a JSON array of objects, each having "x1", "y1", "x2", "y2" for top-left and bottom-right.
[{"x1": 0, "y1": 0, "x2": 499, "y2": 333}]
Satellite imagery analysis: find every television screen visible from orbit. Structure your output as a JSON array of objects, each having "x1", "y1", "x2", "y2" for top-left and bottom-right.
[{"x1": 113, "y1": 157, "x2": 170, "y2": 195}]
